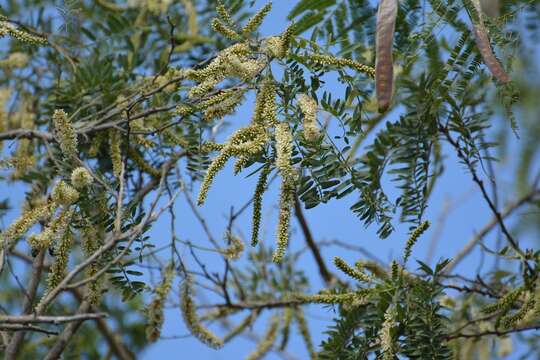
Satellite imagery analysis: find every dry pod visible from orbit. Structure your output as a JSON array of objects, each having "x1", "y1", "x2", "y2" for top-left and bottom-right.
[{"x1": 375, "y1": 0, "x2": 398, "y2": 112}]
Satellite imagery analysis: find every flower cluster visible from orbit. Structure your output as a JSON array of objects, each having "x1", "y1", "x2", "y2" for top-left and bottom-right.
[
  {"x1": 1, "y1": 202, "x2": 55, "y2": 246},
  {"x1": 263, "y1": 24, "x2": 294, "y2": 59},
  {"x1": 333, "y1": 256, "x2": 372, "y2": 283},
  {"x1": 0, "y1": 52, "x2": 29, "y2": 69},
  {"x1": 482, "y1": 286, "x2": 523, "y2": 314},
  {"x1": 197, "y1": 124, "x2": 268, "y2": 205},
  {"x1": 0, "y1": 18, "x2": 47, "y2": 45},
  {"x1": 44, "y1": 227, "x2": 74, "y2": 296},
  {"x1": 53, "y1": 109, "x2": 78, "y2": 160},
  {"x1": 202, "y1": 88, "x2": 247, "y2": 121},
  {"x1": 146, "y1": 264, "x2": 175, "y2": 342},
  {"x1": 379, "y1": 306, "x2": 398, "y2": 360},
  {"x1": 253, "y1": 81, "x2": 278, "y2": 126},
  {"x1": 242, "y1": 2, "x2": 272, "y2": 35},
  {"x1": 51, "y1": 180, "x2": 80, "y2": 206},
  {"x1": 223, "y1": 311, "x2": 258, "y2": 343},
  {"x1": 211, "y1": 18, "x2": 241, "y2": 41},
  {"x1": 402, "y1": 220, "x2": 430, "y2": 264},
  {"x1": 251, "y1": 165, "x2": 270, "y2": 246},
  {"x1": 221, "y1": 232, "x2": 245, "y2": 260},
  {"x1": 309, "y1": 53, "x2": 375, "y2": 78},
  {"x1": 187, "y1": 43, "x2": 264, "y2": 98},
  {"x1": 293, "y1": 308, "x2": 317, "y2": 359},
  {"x1": 297, "y1": 94, "x2": 320, "y2": 142},
  {"x1": 245, "y1": 315, "x2": 280, "y2": 360},
  {"x1": 109, "y1": 130, "x2": 123, "y2": 178},
  {"x1": 180, "y1": 275, "x2": 224, "y2": 349},
  {"x1": 70, "y1": 167, "x2": 93, "y2": 189},
  {"x1": 272, "y1": 123, "x2": 296, "y2": 263},
  {"x1": 127, "y1": 0, "x2": 172, "y2": 14},
  {"x1": 27, "y1": 208, "x2": 73, "y2": 251}
]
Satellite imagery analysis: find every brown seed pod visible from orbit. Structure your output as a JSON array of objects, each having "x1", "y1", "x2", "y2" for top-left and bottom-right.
[
  {"x1": 473, "y1": 25, "x2": 510, "y2": 83},
  {"x1": 375, "y1": 0, "x2": 398, "y2": 113}
]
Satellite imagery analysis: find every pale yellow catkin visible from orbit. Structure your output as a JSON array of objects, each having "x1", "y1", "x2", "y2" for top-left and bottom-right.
[
  {"x1": 272, "y1": 123, "x2": 296, "y2": 263},
  {"x1": 297, "y1": 94, "x2": 320, "y2": 142},
  {"x1": 379, "y1": 306, "x2": 398, "y2": 360},
  {"x1": 146, "y1": 264, "x2": 175, "y2": 342},
  {"x1": 53, "y1": 109, "x2": 78, "y2": 159},
  {"x1": 245, "y1": 315, "x2": 280, "y2": 360},
  {"x1": 0, "y1": 18, "x2": 48, "y2": 45},
  {"x1": 333, "y1": 256, "x2": 372, "y2": 282},
  {"x1": 2, "y1": 202, "x2": 56, "y2": 246},
  {"x1": 42, "y1": 227, "x2": 74, "y2": 306},
  {"x1": 180, "y1": 275, "x2": 224, "y2": 349},
  {"x1": 242, "y1": 2, "x2": 272, "y2": 34},
  {"x1": 70, "y1": 167, "x2": 93, "y2": 189},
  {"x1": 27, "y1": 208, "x2": 73, "y2": 251},
  {"x1": 294, "y1": 308, "x2": 317, "y2": 359},
  {"x1": 109, "y1": 130, "x2": 123, "y2": 178},
  {"x1": 251, "y1": 165, "x2": 271, "y2": 246}
]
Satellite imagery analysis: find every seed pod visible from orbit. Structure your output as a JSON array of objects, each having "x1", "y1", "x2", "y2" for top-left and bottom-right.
[
  {"x1": 375, "y1": 0, "x2": 398, "y2": 112},
  {"x1": 375, "y1": 0, "x2": 397, "y2": 112},
  {"x1": 473, "y1": 25, "x2": 510, "y2": 83}
]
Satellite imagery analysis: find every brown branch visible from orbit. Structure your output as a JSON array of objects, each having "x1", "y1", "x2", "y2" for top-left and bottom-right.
[
  {"x1": 294, "y1": 198, "x2": 335, "y2": 285},
  {"x1": 4, "y1": 250, "x2": 46, "y2": 360},
  {"x1": 0, "y1": 324, "x2": 58, "y2": 336},
  {"x1": 439, "y1": 124, "x2": 532, "y2": 273},
  {"x1": 445, "y1": 185, "x2": 540, "y2": 273},
  {"x1": 445, "y1": 324, "x2": 540, "y2": 340},
  {"x1": 43, "y1": 301, "x2": 91, "y2": 360},
  {"x1": 0, "y1": 313, "x2": 107, "y2": 324},
  {"x1": 70, "y1": 289, "x2": 134, "y2": 360}
]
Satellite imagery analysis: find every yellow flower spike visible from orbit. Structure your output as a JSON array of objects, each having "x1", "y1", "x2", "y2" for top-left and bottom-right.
[
  {"x1": 128, "y1": 147, "x2": 161, "y2": 178},
  {"x1": 482, "y1": 286, "x2": 523, "y2": 314},
  {"x1": 197, "y1": 152, "x2": 232, "y2": 205},
  {"x1": 500, "y1": 294, "x2": 535, "y2": 329},
  {"x1": 221, "y1": 231, "x2": 245, "y2": 260},
  {"x1": 109, "y1": 130, "x2": 123, "y2": 179},
  {"x1": 355, "y1": 260, "x2": 388, "y2": 280},
  {"x1": 245, "y1": 315, "x2": 280, "y2": 360},
  {"x1": 203, "y1": 89, "x2": 246, "y2": 121},
  {"x1": 0, "y1": 18, "x2": 48, "y2": 45},
  {"x1": 223, "y1": 311, "x2": 258, "y2": 343},
  {"x1": 242, "y1": 2, "x2": 272, "y2": 35},
  {"x1": 253, "y1": 80, "x2": 278, "y2": 126},
  {"x1": 80, "y1": 224, "x2": 103, "y2": 305},
  {"x1": 272, "y1": 123, "x2": 296, "y2": 263},
  {"x1": 294, "y1": 291, "x2": 365, "y2": 305},
  {"x1": 2, "y1": 202, "x2": 56, "y2": 246},
  {"x1": 146, "y1": 263, "x2": 175, "y2": 342},
  {"x1": 280, "y1": 24, "x2": 295, "y2": 55},
  {"x1": 211, "y1": 18, "x2": 241, "y2": 41},
  {"x1": 216, "y1": 0, "x2": 235, "y2": 27},
  {"x1": 379, "y1": 306, "x2": 398, "y2": 360},
  {"x1": 251, "y1": 164, "x2": 270, "y2": 246},
  {"x1": 297, "y1": 94, "x2": 320, "y2": 142},
  {"x1": 309, "y1": 53, "x2": 375, "y2": 78},
  {"x1": 294, "y1": 308, "x2": 317, "y2": 359},
  {"x1": 51, "y1": 180, "x2": 79, "y2": 206},
  {"x1": 53, "y1": 109, "x2": 78, "y2": 160},
  {"x1": 333, "y1": 256, "x2": 372, "y2": 282},
  {"x1": 42, "y1": 226, "x2": 74, "y2": 303},
  {"x1": 198, "y1": 124, "x2": 267, "y2": 205},
  {"x1": 0, "y1": 52, "x2": 29, "y2": 69},
  {"x1": 180, "y1": 275, "x2": 224, "y2": 349},
  {"x1": 402, "y1": 220, "x2": 430, "y2": 264},
  {"x1": 27, "y1": 208, "x2": 73, "y2": 251},
  {"x1": 70, "y1": 167, "x2": 93, "y2": 190}
]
